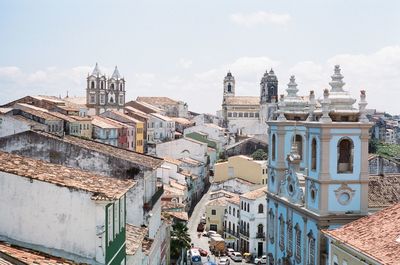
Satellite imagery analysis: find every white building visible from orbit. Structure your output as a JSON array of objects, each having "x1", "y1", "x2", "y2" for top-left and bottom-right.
[
  {"x1": 183, "y1": 123, "x2": 228, "y2": 150},
  {"x1": 0, "y1": 151, "x2": 134, "y2": 265},
  {"x1": 147, "y1": 113, "x2": 175, "y2": 153},
  {"x1": 224, "y1": 196, "x2": 241, "y2": 251},
  {"x1": 156, "y1": 138, "x2": 208, "y2": 164},
  {"x1": 239, "y1": 187, "x2": 267, "y2": 258},
  {"x1": 0, "y1": 108, "x2": 47, "y2": 138}
]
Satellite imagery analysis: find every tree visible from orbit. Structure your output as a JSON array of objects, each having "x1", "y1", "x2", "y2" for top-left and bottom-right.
[
  {"x1": 368, "y1": 138, "x2": 379, "y2": 154},
  {"x1": 170, "y1": 222, "x2": 191, "y2": 259},
  {"x1": 252, "y1": 149, "x2": 268, "y2": 160}
]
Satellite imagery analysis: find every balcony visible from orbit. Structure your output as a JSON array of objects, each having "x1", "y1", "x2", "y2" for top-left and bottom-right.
[
  {"x1": 143, "y1": 184, "x2": 164, "y2": 212},
  {"x1": 240, "y1": 229, "x2": 249, "y2": 237},
  {"x1": 256, "y1": 232, "x2": 266, "y2": 239}
]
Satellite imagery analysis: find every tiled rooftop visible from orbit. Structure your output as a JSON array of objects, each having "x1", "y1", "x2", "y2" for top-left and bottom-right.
[
  {"x1": 225, "y1": 96, "x2": 260, "y2": 106},
  {"x1": 369, "y1": 174, "x2": 400, "y2": 208},
  {"x1": 0, "y1": 242, "x2": 79, "y2": 264},
  {"x1": 165, "y1": 211, "x2": 189, "y2": 221},
  {"x1": 226, "y1": 194, "x2": 240, "y2": 205},
  {"x1": 137, "y1": 96, "x2": 178, "y2": 106},
  {"x1": 150, "y1": 113, "x2": 173, "y2": 122},
  {"x1": 323, "y1": 202, "x2": 400, "y2": 265},
  {"x1": 171, "y1": 117, "x2": 193, "y2": 125},
  {"x1": 179, "y1": 157, "x2": 203, "y2": 166},
  {"x1": 92, "y1": 116, "x2": 122, "y2": 129},
  {"x1": 241, "y1": 187, "x2": 267, "y2": 200},
  {"x1": 16, "y1": 104, "x2": 61, "y2": 121},
  {"x1": 35, "y1": 131, "x2": 163, "y2": 169},
  {"x1": 163, "y1": 157, "x2": 182, "y2": 166},
  {"x1": 206, "y1": 197, "x2": 228, "y2": 207},
  {"x1": 125, "y1": 224, "x2": 148, "y2": 256},
  {"x1": 0, "y1": 151, "x2": 135, "y2": 201},
  {"x1": 124, "y1": 106, "x2": 149, "y2": 119}
]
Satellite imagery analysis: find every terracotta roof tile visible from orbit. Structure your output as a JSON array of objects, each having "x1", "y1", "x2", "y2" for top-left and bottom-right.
[
  {"x1": 206, "y1": 197, "x2": 229, "y2": 207},
  {"x1": 0, "y1": 151, "x2": 135, "y2": 201},
  {"x1": 126, "y1": 224, "x2": 148, "y2": 256},
  {"x1": 241, "y1": 187, "x2": 267, "y2": 200},
  {"x1": 137, "y1": 96, "x2": 178, "y2": 106},
  {"x1": 369, "y1": 174, "x2": 400, "y2": 208},
  {"x1": 323, "y1": 203, "x2": 400, "y2": 265},
  {"x1": 165, "y1": 211, "x2": 189, "y2": 221},
  {"x1": 0, "y1": 242, "x2": 80, "y2": 264},
  {"x1": 142, "y1": 238, "x2": 154, "y2": 256},
  {"x1": 225, "y1": 96, "x2": 259, "y2": 106},
  {"x1": 92, "y1": 116, "x2": 122, "y2": 129},
  {"x1": 163, "y1": 157, "x2": 182, "y2": 166}
]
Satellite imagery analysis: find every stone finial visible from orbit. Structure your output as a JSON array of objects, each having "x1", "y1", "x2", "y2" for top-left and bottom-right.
[
  {"x1": 277, "y1": 94, "x2": 287, "y2": 121},
  {"x1": 307, "y1": 90, "x2": 316, "y2": 121},
  {"x1": 329, "y1": 65, "x2": 346, "y2": 92},
  {"x1": 320, "y1": 89, "x2": 332, "y2": 123},
  {"x1": 359, "y1": 90, "x2": 369, "y2": 123},
  {"x1": 287, "y1": 75, "x2": 299, "y2": 97}
]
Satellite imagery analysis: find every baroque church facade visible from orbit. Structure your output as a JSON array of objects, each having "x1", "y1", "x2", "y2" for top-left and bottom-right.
[
  {"x1": 86, "y1": 63, "x2": 126, "y2": 115},
  {"x1": 221, "y1": 69, "x2": 278, "y2": 137},
  {"x1": 266, "y1": 66, "x2": 371, "y2": 265}
]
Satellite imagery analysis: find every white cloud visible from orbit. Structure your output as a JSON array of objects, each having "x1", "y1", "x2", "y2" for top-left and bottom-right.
[
  {"x1": 178, "y1": 58, "x2": 193, "y2": 69},
  {"x1": 230, "y1": 11, "x2": 291, "y2": 27}
]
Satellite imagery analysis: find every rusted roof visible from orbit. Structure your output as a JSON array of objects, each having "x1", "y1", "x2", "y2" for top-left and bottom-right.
[
  {"x1": 34, "y1": 131, "x2": 163, "y2": 170},
  {"x1": 369, "y1": 174, "x2": 400, "y2": 208},
  {"x1": 241, "y1": 187, "x2": 267, "y2": 200},
  {"x1": 165, "y1": 211, "x2": 189, "y2": 221},
  {"x1": 137, "y1": 96, "x2": 178, "y2": 106},
  {"x1": 0, "y1": 242, "x2": 80, "y2": 264},
  {"x1": 225, "y1": 96, "x2": 259, "y2": 105},
  {"x1": 0, "y1": 151, "x2": 135, "y2": 201},
  {"x1": 323, "y1": 203, "x2": 400, "y2": 265},
  {"x1": 126, "y1": 224, "x2": 148, "y2": 256}
]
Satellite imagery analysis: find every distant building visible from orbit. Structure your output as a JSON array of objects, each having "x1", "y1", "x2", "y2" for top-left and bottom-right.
[
  {"x1": 136, "y1": 96, "x2": 189, "y2": 118},
  {"x1": 323, "y1": 202, "x2": 400, "y2": 265},
  {"x1": 214, "y1": 155, "x2": 267, "y2": 185},
  {"x1": 86, "y1": 63, "x2": 126, "y2": 115},
  {"x1": 220, "y1": 70, "x2": 278, "y2": 136}
]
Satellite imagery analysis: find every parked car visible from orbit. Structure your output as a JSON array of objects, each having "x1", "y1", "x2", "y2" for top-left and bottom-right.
[
  {"x1": 231, "y1": 252, "x2": 242, "y2": 262},
  {"x1": 219, "y1": 257, "x2": 230, "y2": 265},
  {"x1": 207, "y1": 230, "x2": 217, "y2": 237},
  {"x1": 197, "y1": 222, "x2": 205, "y2": 232},
  {"x1": 198, "y1": 248, "x2": 208, "y2": 257},
  {"x1": 254, "y1": 255, "x2": 267, "y2": 264},
  {"x1": 226, "y1": 248, "x2": 235, "y2": 257}
]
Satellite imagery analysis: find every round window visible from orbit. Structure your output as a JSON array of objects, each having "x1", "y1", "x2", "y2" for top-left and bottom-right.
[{"x1": 338, "y1": 192, "x2": 351, "y2": 205}]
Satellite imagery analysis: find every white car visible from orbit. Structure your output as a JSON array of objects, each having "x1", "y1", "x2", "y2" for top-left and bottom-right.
[
  {"x1": 207, "y1": 230, "x2": 217, "y2": 237},
  {"x1": 231, "y1": 252, "x2": 242, "y2": 262},
  {"x1": 226, "y1": 248, "x2": 235, "y2": 257},
  {"x1": 254, "y1": 255, "x2": 267, "y2": 264},
  {"x1": 219, "y1": 257, "x2": 230, "y2": 265}
]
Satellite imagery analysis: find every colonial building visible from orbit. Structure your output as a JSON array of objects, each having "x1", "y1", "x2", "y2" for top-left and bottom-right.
[
  {"x1": 220, "y1": 70, "x2": 278, "y2": 136},
  {"x1": 86, "y1": 63, "x2": 126, "y2": 115},
  {"x1": 266, "y1": 66, "x2": 372, "y2": 265}
]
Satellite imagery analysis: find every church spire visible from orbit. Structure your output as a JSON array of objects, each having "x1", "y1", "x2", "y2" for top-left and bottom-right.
[
  {"x1": 91, "y1": 62, "x2": 102, "y2": 76},
  {"x1": 329, "y1": 65, "x2": 345, "y2": 92},
  {"x1": 111, "y1": 66, "x2": 121, "y2": 79}
]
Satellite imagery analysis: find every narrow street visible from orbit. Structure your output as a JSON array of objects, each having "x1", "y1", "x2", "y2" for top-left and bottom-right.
[{"x1": 187, "y1": 188, "x2": 245, "y2": 265}]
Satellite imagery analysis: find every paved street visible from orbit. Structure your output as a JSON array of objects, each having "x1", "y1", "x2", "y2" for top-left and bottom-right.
[{"x1": 188, "y1": 188, "x2": 246, "y2": 265}]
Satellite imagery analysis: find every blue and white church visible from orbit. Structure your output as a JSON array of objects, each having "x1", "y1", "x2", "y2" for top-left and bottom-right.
[{"x1": 266, "y1": 65, "x2": 371, "y2": 265}]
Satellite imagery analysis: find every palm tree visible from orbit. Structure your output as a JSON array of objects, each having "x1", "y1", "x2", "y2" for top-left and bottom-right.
[{"x1": 170, "y1": 222, "x2": 192, "y2": 260}]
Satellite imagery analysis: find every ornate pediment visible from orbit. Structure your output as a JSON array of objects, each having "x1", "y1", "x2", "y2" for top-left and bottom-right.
[{"x1": 279, "y1": 169, "x2": 304, "y2": 205}]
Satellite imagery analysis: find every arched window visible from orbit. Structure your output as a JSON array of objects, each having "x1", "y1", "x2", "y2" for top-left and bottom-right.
[
  {"x1": 311, "y1": 138, "x2": 317, "y2": 171},
  {"x1": 307, "y1": 230, "x2": 315, "y2": 265},
  {"x1": 233, "y1": 208, "x2": 236, "y2": 217},
  {"x1": 337, "y1": 138, "x2": 354, "y2": 173},
  {"x1": 258, "y1": 203, "x2": 264, "y2": 213},
  {"x1": 100, "y1": 81, "x2": 104, "y2": 89},
  {"x1": 90, "y1": 81, "x2": 95, "y2": 89},
  {"x1": 241, "y1": 201, "x2": 243, "y2": 210},
  {"x1": 272, "y1": 134, "x2": 276, "y2": 161},
  {"x1": 228, "y1": 83, "x2": 232, "y2": 92},
  {"x1": 279, "y1": 215, "x2": 285, "y2": 251},
  {"x1": 110, "y1": 83, "x2": 115, "y2": 90},
  {"x1": 229, "y1": 206, "x2": 231, "y2": 214},
  {"x1": 257, "y1": 224, "x2": 264, "y2": 237},
  {"x1": 120, "y1": 83, "x2": 123, "y2": 91},
  {"x1": 294, "y1": 134, "x2": 303, "y2": 159},
  {"x1": 295, "y1": 224, "x2": 302, "y2": 263},
  {"x1": 228, "y1": 221, "x2": 231, "y2": 231},
  {"x1": 247, "y1": 203, "x2": 250, "y2": 212},
  {"x1": 268, "y1": 209, "x2": 275, "y2": 243},
  {"x1": 286, "y1": 219, "x2": 293, "y2": 256}
]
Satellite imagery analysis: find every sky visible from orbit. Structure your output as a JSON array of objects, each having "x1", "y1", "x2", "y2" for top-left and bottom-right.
[{"x1": 0, "y1": 0, "x2": 400, "y2": 114}]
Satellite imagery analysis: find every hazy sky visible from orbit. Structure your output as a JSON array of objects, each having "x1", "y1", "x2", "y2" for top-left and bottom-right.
[{"x1": 1, "y1": 0, "x2": 400, "y2": 114}]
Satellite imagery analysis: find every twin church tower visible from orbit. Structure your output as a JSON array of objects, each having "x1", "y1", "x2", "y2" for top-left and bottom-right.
[{"x1": 221, "y1": 69, "x2": 279, "y2": 135}]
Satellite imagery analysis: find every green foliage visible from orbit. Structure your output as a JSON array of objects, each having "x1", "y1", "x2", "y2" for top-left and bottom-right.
[
  {"x1": 375, "y1": 142, "x2": 400, "y2": 159},
  {"x1": 170, "y1": 222, "x2": 191, "y2": 259},
  {"x1": 368, "y1": 138, "x2": 379, "y2": 153},
  {"x1": 252, "y1": 149, "x2": 268, "y2": 160}
]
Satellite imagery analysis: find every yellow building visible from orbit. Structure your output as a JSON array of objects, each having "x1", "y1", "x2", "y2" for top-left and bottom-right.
[
  {"x1": 205, "y1": 197, "x2": 230, "y2": 235},
  {"x1": 323, "y1": 203, "x2": 400, "y2": 265},
  {"x1": 135, "y1": 121, "x2": 144, "y2": 153},
  {"x1": 214, "y1": 155, "x2": 267, "y2": 184}
]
